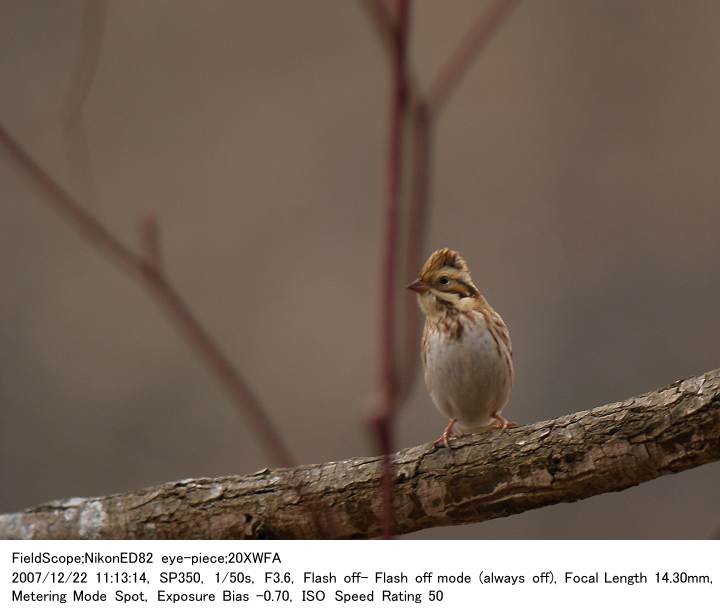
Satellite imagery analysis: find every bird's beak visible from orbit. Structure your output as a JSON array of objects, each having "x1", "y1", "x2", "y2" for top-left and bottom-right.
[{"x1": 407, "y1": 278, "x2": 429, "y2": 294}]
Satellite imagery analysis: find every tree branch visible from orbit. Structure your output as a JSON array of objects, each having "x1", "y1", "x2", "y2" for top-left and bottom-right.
[
  {"x1": 3, "y1": 369, "x2": 719, "y2": 539},
  {"x1": 60, "y1": 0, "x2": 107, "y2": 208},
  {"x1": 371, "y1": 0, "x2": 410, "y2": 539},
  {"x1": 427, "y1": 0, "x2": 520, "y2": 114},
  {"x1": 0, "y1": 124, "x2": 293, "y2": 468}
]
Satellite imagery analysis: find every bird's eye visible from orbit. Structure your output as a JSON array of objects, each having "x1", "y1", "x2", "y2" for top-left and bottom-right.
[{"x1": 438, "y1": 276, "x2": 449, "y2": 285}]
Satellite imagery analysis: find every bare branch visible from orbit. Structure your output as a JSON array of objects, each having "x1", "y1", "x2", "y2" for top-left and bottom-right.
[
  {"x1": 371, "y1": 0, "x2": 411, "y2": 539},
  {"x1": 357, "y1": 0, "x2": 396, "y2": 53},
  {"x1": 398, "y1": 101, "x2": 432, "y2": 403},
  {"x1": 3, "y1": 369, "x2": 718, "y2": 539},
  {"x1": 378, "y1": 0, "x2": 410, "y2": 419},
  {"x1": 359, "y1": 1, "x2": 522, "y2": 538},
  {"x1": 0, "y1": 124, "x2": 293, "y2": 468},
  {"x1": 137, "y1": 212, "x2": 163, "y2": 270},
  {"x1": 357, "y1": 0, "x2": 422, "y2": 107},
  {"x1": 427, "y1": 0, "x2": 520, "y2": 115},
  {"x1": 60, "y1": 0, "x2": 107, "y2": 208}
]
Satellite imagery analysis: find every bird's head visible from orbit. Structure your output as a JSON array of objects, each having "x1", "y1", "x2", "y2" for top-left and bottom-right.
[{"x1": 407, "y1": 248, "x2": 482, "y2": 319}]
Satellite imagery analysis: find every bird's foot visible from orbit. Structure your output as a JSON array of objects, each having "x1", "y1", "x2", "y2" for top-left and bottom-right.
[
  {"x1": 433, "y1": 419, "x2": 458, "y2": 449},
  {"x1": 491, "y1": 414, "x2": 517, "y2": 430}
]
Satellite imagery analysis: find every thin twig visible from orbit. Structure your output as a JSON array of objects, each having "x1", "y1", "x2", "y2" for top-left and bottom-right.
[
  {"x1": 427, "y1": 0, "x2": 520, "y2": 115},
  {"x1": 372, "y1": 0, "x2": 410, "y2": 539},
  {"x1": 361, "y1": 0, "x2": 521, "y2": 538},
  {"x1": 398, "y1": 101, "x2": 432, "y2": 402},
  {"x1": 399, "y1": 2, "x2": 521, "y2": 402},
  {"x1": 138, "y1": 212, "x2": 162, "y2": 270},
  {"x1": 357, "y1": 0, "x2": 395, "y2": 53},
  {"x1": 357, "y1": 0, "x2": 421, "y2": 106},
  {"x1": 0, "y1": 125, "x2": 293, "y2": 468},
  {"x1": 379, "y1": 0, "x2": 409, "y2": 422},
  {"x1": 60, "y1": 0, "x2": 107, "y2": 209},
  {"x1": 363, "y1": 0, "x2": 522, "y2": 406}
]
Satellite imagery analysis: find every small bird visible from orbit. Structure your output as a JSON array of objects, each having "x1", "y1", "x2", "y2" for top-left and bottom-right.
[{"x1": 408, "y1": 248, "x2": 514, "y2": 448}]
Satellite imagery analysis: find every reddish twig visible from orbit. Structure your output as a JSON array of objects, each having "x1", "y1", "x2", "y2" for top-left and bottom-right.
[
  {"x1": 399, "y1": 101, "x2": 432, "y2": 402},
  {"x1": 379, "y1": 0, "x2": 409, "y2": 421},
  {"x1": 0, "y1": 125, "x2": 293, "y2": 468},
  {"x1": 361, "y1": 0, "x2": 521, "y2": 539},
  {"x1": 399, "y1": 1, "x2": 520, "y2": 399},
  {"x1": 357, "y1": 0, "x2": 395, "y2": 52},
  {"x1": 427, "y1": 0, "x2": 520, "y2": 115},
  {"x1": 361, "y1": 0, "x2": 521, "y2": 405},
  {"x1": 358, "y1": 0, "x2": 421, "y2": 105},
  {"x1": 371, "y1": 0, "x2": 410, "y2": 539}
]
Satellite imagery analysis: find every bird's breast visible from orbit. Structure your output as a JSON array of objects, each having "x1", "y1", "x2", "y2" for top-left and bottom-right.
[{"x1": 423, "y1": 310, "x2": 512, "y2": 429}]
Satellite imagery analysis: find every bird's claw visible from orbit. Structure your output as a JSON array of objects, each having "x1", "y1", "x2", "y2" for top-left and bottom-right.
[
  {"x1": 491, "y1": 414, "x2": 517, "y2": 430},
  {"x1": 433, "y1": 419, "x2": 458, "y2": 449}
]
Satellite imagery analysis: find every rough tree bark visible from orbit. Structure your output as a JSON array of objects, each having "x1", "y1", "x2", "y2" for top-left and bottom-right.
[{"x1": 2, "y1": 369, "x2": 719, "y2": 539}]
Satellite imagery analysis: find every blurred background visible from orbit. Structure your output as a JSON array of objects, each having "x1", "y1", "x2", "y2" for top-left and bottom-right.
[{"x1": 1, "y1": 0, "x2": 719, "y2": 539}]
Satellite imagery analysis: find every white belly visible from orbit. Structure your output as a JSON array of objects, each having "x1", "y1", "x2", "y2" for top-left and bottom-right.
[{"x1": 423, "y1": 312, "x2": 512, "y2": 430}]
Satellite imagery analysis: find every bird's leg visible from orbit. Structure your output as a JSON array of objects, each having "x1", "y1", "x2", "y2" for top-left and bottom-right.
[
  {"x1": 433, "y1": 419, "x2": 458, "y2": 449},
  {"x1": 491, "y1": 413, "x2": 517, "y2": 429}
]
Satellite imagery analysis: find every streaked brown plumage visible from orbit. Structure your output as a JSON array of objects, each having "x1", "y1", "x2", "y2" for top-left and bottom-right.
[{"x1": 408, "y1": 248, "x2": 514, "y2": 447}]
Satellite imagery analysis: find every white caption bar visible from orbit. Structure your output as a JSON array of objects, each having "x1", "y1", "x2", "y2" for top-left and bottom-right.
[{"x1": 1, "y1": 540, "x2": 716, "y2": 615}]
